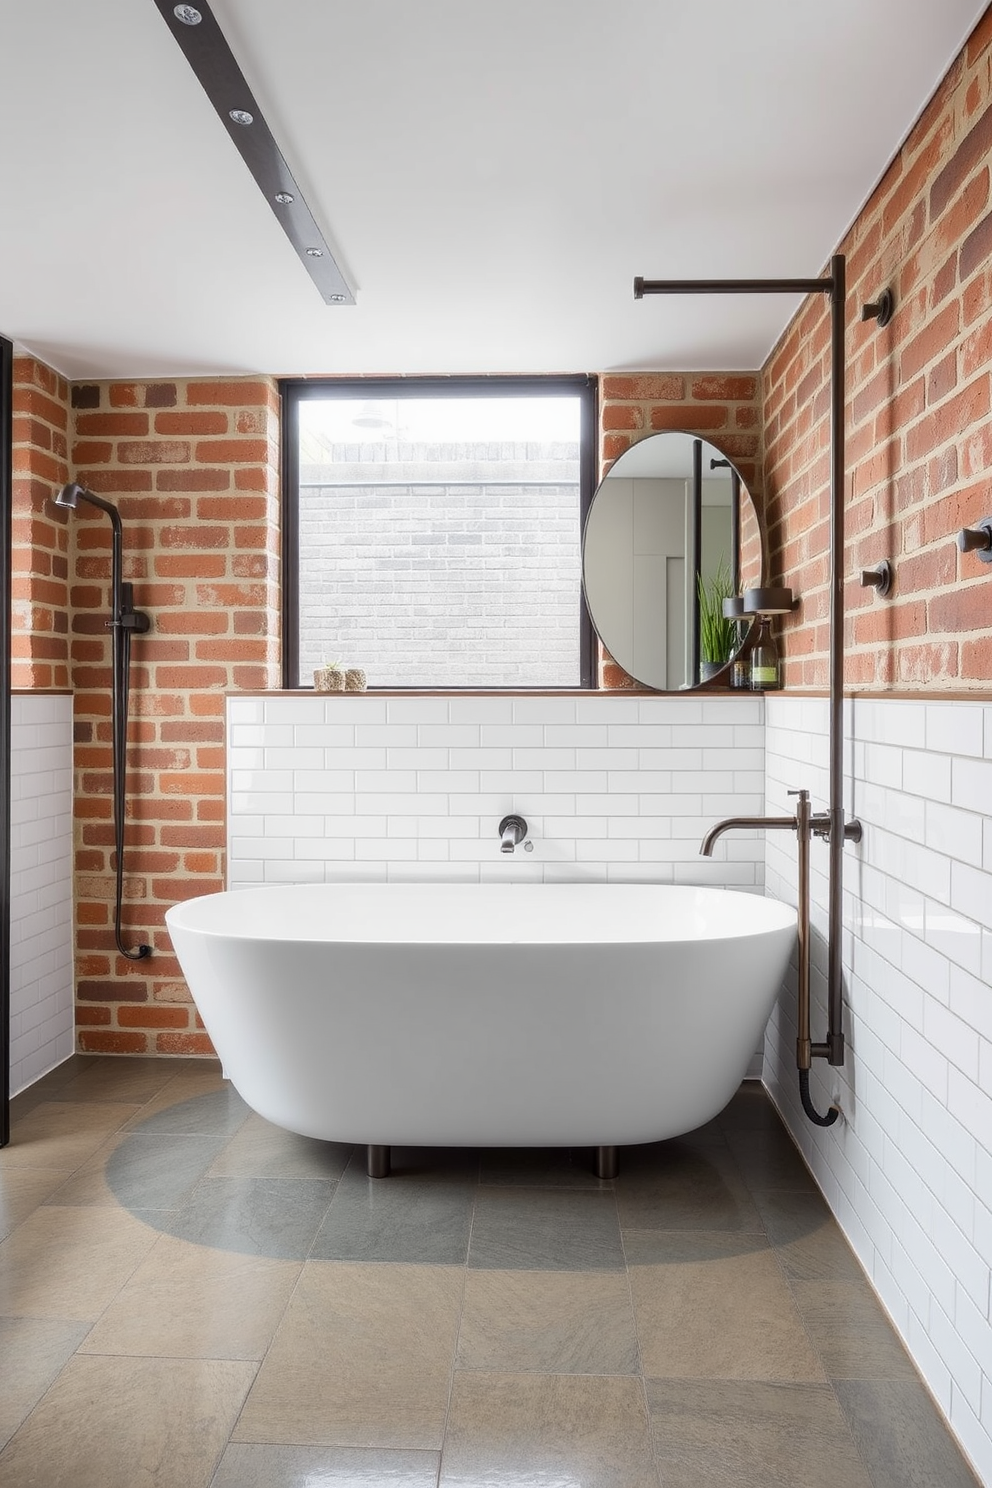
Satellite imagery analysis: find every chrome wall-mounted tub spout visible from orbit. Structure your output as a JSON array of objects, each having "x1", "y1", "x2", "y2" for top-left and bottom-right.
[
  {"x1": 54, "y1": 482, "x2": 152, "y2": 962},
  {"x1": 499, "y1": 814, "x2": 528, "y2": 853}
]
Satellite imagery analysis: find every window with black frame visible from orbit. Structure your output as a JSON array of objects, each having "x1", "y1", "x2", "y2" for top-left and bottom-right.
[{"x1": 282, "y1": 377, "x2": 596, "y2": 690}]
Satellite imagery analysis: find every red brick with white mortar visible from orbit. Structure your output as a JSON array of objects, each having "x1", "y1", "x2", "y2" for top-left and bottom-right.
[
  {"x1": 11, "y1": 357, "x2": 70, "y2": 689},
  {"x1": 765, "y1": 9, "x2": 992, "y2": 690},
  {"x1": 61, "y1": 377, "x2": 280, "y2": 1056}
]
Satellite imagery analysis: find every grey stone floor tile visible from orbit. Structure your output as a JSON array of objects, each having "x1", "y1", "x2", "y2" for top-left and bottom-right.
[
  {"x1": 0, "y1": 1317, "x2": 91, "y2": 1449},
  {"x1": 312, "y1": 1162, "x2": 474, "y2": 1264},
  {"x1": 205, "y1": 1114, "x2": 352, "y2": 1180},
  {"x1": 468, "y1": 1186, "x2": 625, "y2": 1270},
  {"x1": 724, "y1": 1124, "x2": 818, "y2": 1192},
  {"x1": 645, "y1": 1378, "x2": 873, "y2": 1488},
  {"x1": 163, "y1": 1176, "x2": 337, "y2": 1260},
  {"x1": 833, "y1": 1378, "x2": 981, "y2": 1488},
  {"x1": 382, "y1": 1146, "x2": 481, "y2": 1180},
  {"x1": 125, "y1": 1086, "x2": 251, "y2": 1138},
  {"x1": 209, "y1": 1443, "x2": 442, "y2": 1487},
  {"x1": 51, "y1": 1133, "x2": 228, "y2": 1211},
  {"x1": 791, "y1": 1279, "x2": 920, "y2": 1380},
  {"x1": 1, "y1": 1069, "x2": 977, "y2": 1488},
  {"x1": 480, "y1": 1145, "x2": 607, "y2": 1188},
  {"x1": 626, "y1": 1230, "x2": 824, "y2": 1382},
  {"x1": 0, "y1": 1354, "x2": 254, "y2": 1488},
  {"x1": 441, "y1": 1372, "x2": 660, "y2": 1488},
  {"x1": 0, "y1": 1168, "x2": 68, "y2": 1241},
  {"x1": 616, "y1": 1135, "x2": 764, "y2": 1232},
  {"x1": 753, "y1": 1187, "x2": 865, "y2": 1280},
  {"x1": 8, "y1": 1057, "x2": 97, "y2": 1120},
  {"x1": 54, "y1": 1056, "x2": 188, "y2": 1107}
]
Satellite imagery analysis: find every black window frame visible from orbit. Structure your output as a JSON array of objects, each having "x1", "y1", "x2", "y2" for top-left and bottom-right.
[{"x1": 280, "y1": 374, "x2": 598, "y2": 690}]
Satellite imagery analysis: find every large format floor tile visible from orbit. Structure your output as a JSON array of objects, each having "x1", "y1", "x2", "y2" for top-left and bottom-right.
[
  {"x1": 79, "y1": 1233, "x2": 302, "y2": 1360},
  {"x1": 468, "y1": 1186, "x2": 625, "y2": 1270},
  {"x1": 50, "y1": 1130, "x2": 229, "y2": 1210},
  {"x1": 791, "y1": 1278, "x2": 922, "y2": 1380},
  {"x1": 479, "y1": 1145, "x2": 607, "y2": 1188},
  {"x1": 440, "y1": 1372, "x2": 661, "y2": 1488},
  {"x1": 456, "y1": 1268, "x2": 640, "y2": 1374},
  {"x1": 234, "y1": 1261, "x2": 464, "y2": 1449},
  {"x1": 123, "y1": 1081, "x2": 249, "y2": 1137},
  {"x1": 722, "y1": 1122, "x2": 819, "y2": 1191},
  {"x1": 53, "y1": 1055, "x2": 201, "y2": 1108},
  {"x1": 753, "y1": 1187, "x2": 866, "y2": 1281},
  {"x1": 158, "y1": 1174, "x2": 337, "y2": 1259},
  {"x1": 626, "y1": 1230, "x2": 825, "y2": 1381},
  {"x1": 7, "y1": 1055, "x2": 97, "y2": 1120},
  {"x1": 834, "y1": 1378, "x2": 983, "y2": 1488},
  {"x1": 0, "y1": 1316, "x2": 91, "y2": 1449},
  {"x1": 616, "y1": 1135, "x2": 764, "y2": 1232},
  {"x1": 210, "y1": 1444, "x2": 442, "y2": 1487},
  {"x1": 312, "y1": 1162, "x2": 475, "y2": 1264},
  {"x1": 0, "y1": 1099, "x2": 141, "y2": 1172},
  {"x1": 645, "y1": 1378, "x2": 874, "y2": 1488},
  {"x1": 0, "y1": 1167, "x2": 67, "y2": 1241},
  {"x1": 0, "y1": 1354, "x2": 256, "y2": 1488},
  {"x1": 205, "y1": 1112, "x2": 353, "y2": 1180},
  {"x1": 0, "y1": 1203, "x2": 158, "y2": 1320},
  {"x1": 0, "y1": 1060, "x2": 979, "y2": 1487}
]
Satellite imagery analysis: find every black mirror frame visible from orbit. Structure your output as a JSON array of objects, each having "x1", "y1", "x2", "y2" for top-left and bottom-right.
[{"x1": 582, "y1": 428, "x2": 765, "y2": 692}]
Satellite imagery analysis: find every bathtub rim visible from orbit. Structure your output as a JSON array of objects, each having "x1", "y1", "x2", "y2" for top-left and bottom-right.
[{"x1": 165, "y1": 880, "x2": 797, "y2": 947}]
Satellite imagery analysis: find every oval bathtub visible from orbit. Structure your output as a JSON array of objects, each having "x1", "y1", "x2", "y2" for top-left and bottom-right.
[
  {"x1": 166, "y1": 882, "x2": 795, "y2": 1156},
  {"x1": 166, "y1": 886, "x2": 797, "y2": 1154}
]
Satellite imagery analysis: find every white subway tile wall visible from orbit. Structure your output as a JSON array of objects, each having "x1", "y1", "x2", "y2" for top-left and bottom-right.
[
  {"x1": 763, "y1": 695, "x2": 992, "y2": 1486},
  {"x1": 9, "y1": 694, "x2": 74, "y2": 1095},
  {"x1": 226, "y1": 694, "x2": 766, "y2": 890}
]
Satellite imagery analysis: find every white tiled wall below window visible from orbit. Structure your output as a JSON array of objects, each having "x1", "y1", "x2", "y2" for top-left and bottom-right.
[
  {"x1": 226, "y1": 692, "x2": 766, "y2": 889},
  {"x1": 9, "y1": 694, "x2": 74, "y2": 1095},
  {"x1": 763, "y1": 695, "x2": 992, "y2": 1486}
]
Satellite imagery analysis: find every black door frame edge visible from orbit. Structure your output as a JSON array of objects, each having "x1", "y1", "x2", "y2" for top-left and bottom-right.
[{"x1": 1, "y1": 337, "x2": 13, "y2": 1146}]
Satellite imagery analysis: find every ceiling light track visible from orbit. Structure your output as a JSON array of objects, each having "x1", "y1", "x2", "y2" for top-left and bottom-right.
[{"x1": 152, "y1": 0, "x2": 354, "y2": 305}]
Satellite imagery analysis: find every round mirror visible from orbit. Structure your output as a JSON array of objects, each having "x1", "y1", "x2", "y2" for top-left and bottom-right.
[{"x1": 582, "y1": 432, "x2": 762, "y2": 691}]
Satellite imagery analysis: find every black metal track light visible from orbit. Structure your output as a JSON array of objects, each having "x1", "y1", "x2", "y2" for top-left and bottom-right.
[{"x1": 151, "y1": 0, "x2": 354, "y2": 306}]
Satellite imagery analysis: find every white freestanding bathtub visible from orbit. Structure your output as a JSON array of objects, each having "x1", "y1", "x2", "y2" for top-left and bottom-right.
[{"x1": 166, "y1": 882, "x2": 795, "y2": 1173}]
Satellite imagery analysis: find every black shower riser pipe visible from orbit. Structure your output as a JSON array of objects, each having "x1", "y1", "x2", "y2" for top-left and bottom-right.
[
  {"x1": 635, "y1": 258, "x2": 861, "y2": 1111},
  {"x1": 53, "y1": 483, "x2": 152, "y2": 962}
]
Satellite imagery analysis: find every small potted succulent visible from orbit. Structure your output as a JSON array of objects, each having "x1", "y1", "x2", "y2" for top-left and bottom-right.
[{"x1": 313, "y1": 659, "x2": 346, "y2": 691}]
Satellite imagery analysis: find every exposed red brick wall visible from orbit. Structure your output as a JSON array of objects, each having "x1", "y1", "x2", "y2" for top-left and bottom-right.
[
  {"x1": 597, "y1": 373, "x2": 764, "y2": 687},
  {"x1": 765, "y1": 9, "x2": 992, "y2": 690},
  {"x1": 64, "y1": 377, "x2": 280, "y2": 1055},
  {"x1": 11, "y1": 357, "x2": 70, "y2": 688}
]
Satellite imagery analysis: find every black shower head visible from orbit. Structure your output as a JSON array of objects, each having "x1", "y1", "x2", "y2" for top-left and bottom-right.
[
  {"x1": 54, "y1": 481, "x2": 84, "y2": 509},
  {"x1": 52, "y1": 482, "x2": 120, "y2": 522}
]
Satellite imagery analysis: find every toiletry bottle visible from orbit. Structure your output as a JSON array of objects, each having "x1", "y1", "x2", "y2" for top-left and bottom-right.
[
  {"x1": 731, "y1": 626, "x2": 749, "y2": 689},
  {"x1": 750, "y1": 617, "x2": 781, "y2": 691}
]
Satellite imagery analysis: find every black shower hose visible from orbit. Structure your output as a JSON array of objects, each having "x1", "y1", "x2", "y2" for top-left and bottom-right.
[
  {"x1": 799, "y1": 1067, "x2": 838, "y2": 1127},
  {"x1": 112, "y1": 615, "x2": 151, "y2": 962}
]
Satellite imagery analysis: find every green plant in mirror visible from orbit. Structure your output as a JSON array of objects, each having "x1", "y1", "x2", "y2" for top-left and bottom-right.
[{"x1": 697, "y1": 561, "x2": 737, "y2": 665}]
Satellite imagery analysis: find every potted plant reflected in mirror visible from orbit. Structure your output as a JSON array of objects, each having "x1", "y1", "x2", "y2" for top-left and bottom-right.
[{"x1": 697, "y1": 564, "x2": 737, "y2": 683}]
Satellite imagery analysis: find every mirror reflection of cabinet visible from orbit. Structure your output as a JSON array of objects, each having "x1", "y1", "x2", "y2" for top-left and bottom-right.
[{"x1": 582, "y1": 431, "x2": 762, "y2": 691}]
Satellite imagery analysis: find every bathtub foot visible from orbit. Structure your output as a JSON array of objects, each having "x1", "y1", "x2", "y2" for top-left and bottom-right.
[
  {"x1": 367, "y1": 1144, "x2": 391, "y2": 1179},
  {"x1": 594, "y1": 1145, "x2": 619, "y2": 1180}
]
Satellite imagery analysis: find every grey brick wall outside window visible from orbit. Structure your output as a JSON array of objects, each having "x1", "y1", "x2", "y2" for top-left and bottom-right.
[{"x1": 298, "y1": 442, "x2": 583, "y2": 688}]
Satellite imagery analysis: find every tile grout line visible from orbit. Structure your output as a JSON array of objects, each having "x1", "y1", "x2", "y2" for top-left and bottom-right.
[{"x1": 436, "y1": 1152, "x2": 480, "y2": 1484}]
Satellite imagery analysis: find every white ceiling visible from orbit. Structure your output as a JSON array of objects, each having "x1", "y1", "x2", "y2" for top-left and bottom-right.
[{"x1": 1, "y1": 0, "x2": 986, "y2": 380}]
